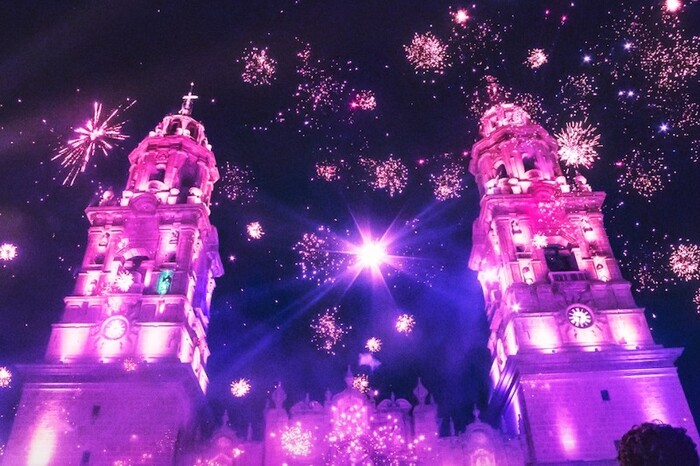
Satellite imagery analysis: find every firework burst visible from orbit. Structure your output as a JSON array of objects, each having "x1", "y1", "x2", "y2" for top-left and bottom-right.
[
  {"x1": 311, "y1": 307, "x2": 350, "y2": 354},
  {"x1": 247, "y1": 222, "x2": 265, "y2": 240},
  {"x1": 555, "y1": 121, "x2": 602, "y2": 168},
  {"x1": 430, "y1": 162, "x2": 465, "y2": 201},
  {"x1": 230, "y1": 378, "x2": 252, "y2": 398},
  {"x1": 0, "y1": 367, "x2": 11, "y2": 388},
  {"x1": 217, "y1": 162, "x2": 258, "y2": 204},
  {"x1": 395, "y1": 314, "x2": 415, "y2": 334},
  {"x1": 281, "y1": 423, "x2": 313, "y2": 457},
  {"x1": 241, "y1": 46, "x2": 277, "y2": 86},
  {"x1": 352, "y1": 374, "x2": 370, "y2": 394},
  {"x1": 616, "y1": 149, "x2": 671, "y2": 200},
  {"x1": 350, "y1": 90, "x2": 377, "y2": 111},
  {"x1": 0, "y1": 243, "x2": 18, "y2": 261},
  {"x1": 526, "y1": 48, "x2": 548, "y2": 69},
  {"x1": 53, "y1": 100, "x2": 135, "y2": 186},
  {"x1": 404, "y1": 32, "x2": 448, "y2": 74},
  {"x1": 669, "y1": 243, "x2": 700, "y2": 281},
  {"x1": 360, "y1": 157, "x2": 409, "y2": 197},
  {"x1": 365, "y1": 337, "x2": 382, "y2": 353},
  {"x1": 293, "y1": 226, "x2": 348, "y2": 284}
]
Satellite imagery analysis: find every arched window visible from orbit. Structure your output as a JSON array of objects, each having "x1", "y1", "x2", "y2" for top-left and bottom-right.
[
  {"x1": 522, "y1": 153, "x2": 537, "y2": 172},
  {"x1": 544, "y1": 244, "x2": 578, "y2": 272},
  {"x1": 167, "y1": 119, "x2": 182, "y2": 135},
  {"x1": 494, "y1": 163, "x2": 508, "y2": 180},
  {"x1": 149, "y1": 166, "x2": 166, "y2": 182},
  {"x1": 186, "y1": 123, "x2": 199, "y2": 140}
]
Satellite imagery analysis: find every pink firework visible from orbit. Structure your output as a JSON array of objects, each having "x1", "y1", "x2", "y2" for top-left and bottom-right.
[
  {"x1": 241, "y1": 46, "x2": 277, "y2": 86},
  {"x1": 430, "y1": 162, "x2": 465, "y2": 201},
  {"x1": 281, "y1": 423, "x2": 313, "y2": 457},
  {"x1": 453, "y1": 9, "x2": 470, "y2": 24},
  {"x1": 230, "y1": 378, "x2": 252, "y2": 398},
  {"x1": 350, "y1": 90, "x2": 377, "y2": 111},
  {"x1": 113, "y1": 271, "x2": 135, "y2": 292},
  {"x1": 526, "y1": 48, "x2": 548, "y2": 69},
  {"x1": 53, "y1": 100, "x2": 135, "y2": 186},
  {"x1": 217, "y1": 162, "x2": 258, "y2": 204},
  {"x1": 404, "y1": 32, "x2": 448, "y2": 74},
  {"x1": 616, "y1": 149, "x2": 671, "y2": 200},
  {"x1": 395, "y1": 314, "x2": 415, "y2": 334},
  {"x1": 311, "y1": 307, "x2": 350, "y2": 354},
  {"x1": 314, "y1": 162, "x2": 341, "y2": 182},
  {"x1": 0, "y1": 366, "x2": 11, "y2": 388},
  {"x1": 352, "y1": 374, "x2": 370, "y2": 394},
  {"x1": 360, "y1": 156, "x2": 409, "y2": 197},
  {"x1": 247, "y1": 221, "x2": 265, "y2": 240},
  {"x1": 693, "y1": 289, "x2": 700, "y2": 314},
  {"x1": 293, "y1": 226, "x2": 348, "y2": 284},
  {"x1": 365, "y1": 337, "x2": 382, "y2": 353},
  {"x1": 0, "y1": 243, "x2": 18, "y2": 261},
  {"x1": 555, "y1": 121, "x2": 602, "y2": 168},
  {"x1": 669, "y1": 243, "x2": 700, "y2": 281}
]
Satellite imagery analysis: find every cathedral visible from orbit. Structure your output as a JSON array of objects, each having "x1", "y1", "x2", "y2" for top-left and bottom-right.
[{"x1": 2, "y1": 91, "x2": 698, "y2": 465}]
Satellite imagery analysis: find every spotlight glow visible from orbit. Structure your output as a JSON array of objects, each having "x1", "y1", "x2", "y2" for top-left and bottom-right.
[{"x1": 356, "y1": 240, "x2": 388, "y2": 269}]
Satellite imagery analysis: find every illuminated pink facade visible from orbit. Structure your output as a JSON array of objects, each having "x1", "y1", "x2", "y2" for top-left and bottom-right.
[
  {"x1": 3, "y1": 93, "x2": 223, "y2": 465},
  {"x1": 468, "y1": 101, "x2": 699, "y2": 462}
]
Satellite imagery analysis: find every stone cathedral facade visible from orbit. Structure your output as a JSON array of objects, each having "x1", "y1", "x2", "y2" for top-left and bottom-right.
[{"x1": 2, "y1": 93, "x2": 698, "y2": 465}]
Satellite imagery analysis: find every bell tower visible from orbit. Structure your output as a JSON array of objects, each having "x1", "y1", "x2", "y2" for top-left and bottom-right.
[
  {"x1": 4, "y1": 89, "x2": 223, "y2": 465},
  {"x1": 468, "y1": 98, "x2": 699, "y2": 462}
]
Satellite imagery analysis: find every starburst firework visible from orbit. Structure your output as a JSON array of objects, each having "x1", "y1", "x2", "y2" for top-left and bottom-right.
[
  {"x1": 217, "y1": 162, "x2": 257, "y2": 204},
  {"x1": 555, "y1": 121, "x2": 602, "y2": 168},
  {"x1": 616, "y1": 149, "x2": 670, "y2": 200},
  {"x1": 350, "y1": 90, "x2": 377, "y2": 111},
  {"x1": 53, "y1": 100, "x2": 135, "y2": 186},
  {"x1": 430, "y1": 162, "x2": 465, "y2": 201},
  {"x1": 352, "y1": 374, "x2": 370, "y2": 394},
  {"x1": 526, "y1": 48, "x2": 548, "y2": 69},
  {"x1": 0, "y1": 243, "x2": 18, "y2": 261},
  {"x1": 669, "y1": 243, "x2": 700, "y2": 281},
  {"x1": 311, "y1": 307, "x2": 350, "y2": 354},
  {"x1": 241, "y1": 46, "x2": 277, "y2": 86},
  {"x1": 0, "y1": 367, "x2": 11, "y2": 388},
  {"x1": 230, "y1": 378, "x2": 252, "y2": 398},
  {"x1": 114, "y1": 271, "x2": 134, "y2": 292},
  {"x1": 532, "y1": 233, "x2": 548, "y2": 249},
  {"x1": 247, "y1": 222, "x2": 264, "y2": 240},
  {"x1": 365, "y1": 337, "x2": 382, "y2": 353},
  {"x1": 395, "y1": 314, "x2": 415, "y2": 334},
  {"x1": 281, "y1": 423, "x2": 313, "y2": 457},
  {"x1": 293, "y1": 226, "x2": 347, "y2": 284},
  {"x1": 404, "y1": 32, "x2": 448, "y2": 74},
  {"x1": 360, "y1": 156, "x2": 409, "y2": 197}
]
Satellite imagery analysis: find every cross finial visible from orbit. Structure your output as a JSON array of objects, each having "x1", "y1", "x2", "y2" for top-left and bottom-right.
[{"x1": 179, "y1": 82, "x2": 198, "y2": 116}]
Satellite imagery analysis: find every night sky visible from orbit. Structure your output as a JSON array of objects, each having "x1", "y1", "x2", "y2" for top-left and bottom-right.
[{"x1": 1, "y1": 0, "x2": 699, "y2": 440}]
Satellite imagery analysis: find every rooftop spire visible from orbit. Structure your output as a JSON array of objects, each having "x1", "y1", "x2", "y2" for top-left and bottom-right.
[{"x1": 179, "y1": 82, "x2": 198, "y2": 116}]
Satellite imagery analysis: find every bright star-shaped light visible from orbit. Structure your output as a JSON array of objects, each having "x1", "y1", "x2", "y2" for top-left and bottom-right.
[
  {"x1": 659, "y1": 123, "x2": 669, "y2": 133},
  {"x1": 665, "y1": 0, "x2": 682, "y2": 12},
  {"x1": 583, "y1": 55, "x2": 592, "y2": 63},
  {"x1": 355, "y1": 240, "x2": 388, "y2": 269}
]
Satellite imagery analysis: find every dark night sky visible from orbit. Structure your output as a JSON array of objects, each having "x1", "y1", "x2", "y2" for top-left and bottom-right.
[{"x1": 0, "y1": 0, "x2": 699, "y2": 440}]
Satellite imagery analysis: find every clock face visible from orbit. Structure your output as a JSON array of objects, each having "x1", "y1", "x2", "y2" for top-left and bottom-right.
[
  {"x1": 102, "y1": 316, "x2": 128, "y2": 340},
  {"x1": 567, "y1": 306, "x2": 594, "y2": 329}
]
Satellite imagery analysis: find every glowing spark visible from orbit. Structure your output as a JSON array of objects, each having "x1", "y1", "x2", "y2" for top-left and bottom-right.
[
  {"x1": 395, "y1": 314, "x2": 415, "y2": 334},
  {"x1": 114, "y1": 271, "x2": 134, "y2": 292},
  {"x1": 0, "y1": 367, "x2": 11, "y2": 388},
  {"x1": 532, "y1": 233, "x2": 548, "y2": 249},
  {"x1": 247, "y1": 222, "x2": 264, "y2": 240},
  {"x1": 311, "y1": 307, "x2": 350, "y2": 354},
  {"x1": 52, "y1": 100, "x2": 135, "y2": 186},
  {"x1": 241, "y1": 46, "x2": 277, "y2": 86},
  {"x1": 669, "y1": 243, "x2": 700, "y2": 281},
  {"x1": 555, "y1": 121, "x2": 602, "y2": 168},
  {"x1": 281, "y1": 423, "x2": 313, "y2": 457},
  {"x1": 404, "y1": 32, "x2": 448, "y2": 74},
  {"x1": 693, "y1": 289, "x2": 700, "y2": 314},
  {"x1": 230, "y1": 378, "x2": 252, "y2": 398},
  {"x1": 665, "y1": 0, "x2": 682, "y2": 12},
  {"x1": 365, "y1": 337, "x2": 382, "y2": 353},
  {"x1": 0, "y1": 243, "x2": 18, "y2": 261},
  {"x1": 352, "y1": 374, "x2": 370, "y2": 394},
  {"x1": 526, "y1": 48, "x2": 548, "y2": 69},
  {"x1": 350, "y1": 90, "x2": 377, "y2": 111},
  {"x1": 454, "y1": 9, "x2": 469, "y2": 24}
]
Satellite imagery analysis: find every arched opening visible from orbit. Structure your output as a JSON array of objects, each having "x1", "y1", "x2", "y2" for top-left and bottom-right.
[
  {"x1": 166, "y1": 119, "x2": 182, "y2": 135},
  {"x1": 522, "y1": 153, "x2": 537, "y2": 172},
  {"x1": 176, "y1": 162, "x2": 199, "y2": 202},
  {"x1": 186, "y1": 123, "x2": 199, "y2": 140},
  {"x1": 494, "y1": 163, "x2": 508, "y2": 180},
  {"x1": 149, "y1": 165, "x2": 166, "y2": 183},
  {"x1": 544, "y1": 244, "x2": 578, "y2": 272}
]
